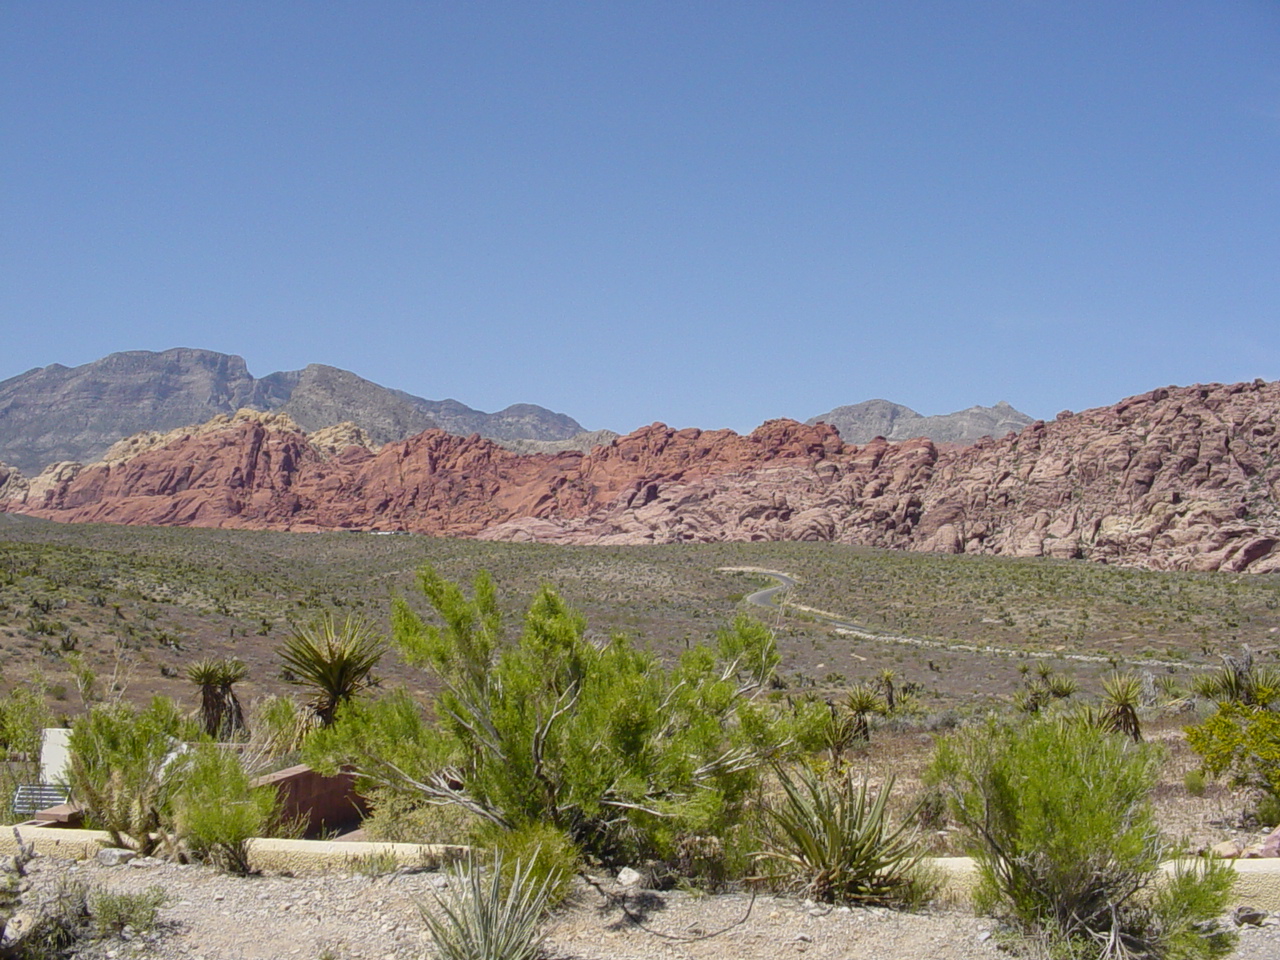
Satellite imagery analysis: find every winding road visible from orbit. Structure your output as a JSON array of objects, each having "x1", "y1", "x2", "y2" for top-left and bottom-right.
[{"x1": 720, "y1": 566, "x2": 1199, "y2": 672}]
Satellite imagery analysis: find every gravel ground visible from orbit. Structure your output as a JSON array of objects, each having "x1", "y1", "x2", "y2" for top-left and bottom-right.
[{"x1": 7, "y1": 856, "x2": 1280, "y2": 960}]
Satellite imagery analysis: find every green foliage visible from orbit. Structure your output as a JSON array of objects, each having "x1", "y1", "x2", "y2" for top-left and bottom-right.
[
  {"x1": 0, "y1": 673, "x2": 53, "y2": 759},
  {"x1": 844, "y1": 682, "x2": 887, "y2": 743},
  {"x1": 930, "y1": 718, "x2": 1235, "y2": 959},
  {"x1": 0, "y1": 676, "x2": 55, "y2": 816},
  {"x1": 281, "y1": 614, "x2": 384, "y2": 725},
  {"x1": 67, "y1": 698, "x2": 198, "y2": 855},
  {"x1": 474, "y1": 821, "x2": 581, "y2": 909},
  {"x1": 1099, "y1": 671, "x2": 1145, "y2": 742},
  {"x1": 1012, "y1": 663, "x2": 1078, "y2": 716},
  {"x1": 754, "y1": 765, "x2": 928, "y2": 906},
  {"x1": 420, "y1": 854, "x2": 553, "y2": 960},
  {"x1": 310, "y1": 568, "x2": 795, "y2": 869},
  {"x1": 1253, "y1": 794, "x2": 1280, "y2": 829},
  {"x1": 250, "y1": 694, "x2": 314, "y2": 757},
  {"x1": 361, "y1": 785, "x2": 481, "y2": 845},
  {"x1": 1183, "y1": 768, "x2": 1207, "y2": 798},
  {"x1": 1185, "y1": 702, "x2": 1280, "y2": 800},
  {"x1": 170, "y1": 742, "x2": 284, "y2": 873},
  {"x1": 88, "y1": 885, "x2": 168, "y2": 938},
  {"x1": 1192, "y1": 648, "x2": 1280, "y2": 708},
  {"x1": 186, "y1": 657, "x2": 248, "y2": 740}
]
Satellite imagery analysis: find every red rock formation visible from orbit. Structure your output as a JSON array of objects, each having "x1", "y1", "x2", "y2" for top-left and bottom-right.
[{"x1": 5, "y1": 381, "x2": 1280, "y2": 573}]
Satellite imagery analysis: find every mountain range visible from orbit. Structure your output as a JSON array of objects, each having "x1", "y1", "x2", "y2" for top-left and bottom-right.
[
  {"x1": 0, "y1": 348, "x2": 586, "y2": 474},
  {"x1": 0, "y1": 348, "x2": 1034, "y2": 475},
  {"x1": 806, "y1": 399, "x2": 1034, "y2": 445},
  {"x1": 2, "y1": 376, "x2": 1278, "y2": 575}
]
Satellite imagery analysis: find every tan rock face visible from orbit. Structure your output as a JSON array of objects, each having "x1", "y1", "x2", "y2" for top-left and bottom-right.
[{"x1": 4, "y1": 380, "x2": 1280, "y2": 573}]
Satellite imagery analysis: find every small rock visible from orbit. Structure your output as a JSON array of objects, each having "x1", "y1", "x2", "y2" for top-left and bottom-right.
[
  {"x1": 129, "y1": 856, "x2": 163, "y2": 868},
  {"x1": 1233, "y1": 905, "x2": 1268, "y2": 927},
  {"x1": 1209, "y1": 840, "x2": 1244, "y2": 859},
  {"x1": 616, "y1": 867, "x2": 644, "y2": 887},
  {"x1": 96, "y1": 848, "x2": 137, "y2": 867},
  {"x1": 2, "y1": 910, "x2": 36, "y2": 946}
]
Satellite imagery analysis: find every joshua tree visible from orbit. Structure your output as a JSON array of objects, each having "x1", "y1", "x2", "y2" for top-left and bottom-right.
[
  {"x1": 186, "y1": 657, "x2": 248, "y2": 740},
  {"x1": 280, "y1": 614, "x2": 383, "y2": 726}
]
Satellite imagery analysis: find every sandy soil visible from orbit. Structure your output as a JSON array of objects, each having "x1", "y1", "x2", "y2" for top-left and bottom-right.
[{"x1": 9, "y1": 855, "x2": 1278, "y2": 960}]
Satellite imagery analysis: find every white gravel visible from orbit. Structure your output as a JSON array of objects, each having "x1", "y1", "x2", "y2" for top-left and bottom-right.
[{"x1": 11, "y1": 855, "x2": 1280, "y2": 960}]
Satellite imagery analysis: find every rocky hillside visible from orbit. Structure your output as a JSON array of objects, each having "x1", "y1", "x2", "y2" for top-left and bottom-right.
[
  {"x1": 3, "y1": 379, "x2": 1279, "y2": 573},
  {"x1": 0, "y1": 349, "x2": 585, "y2": 473},
  {"x1": 807, "y1": 399, "x2": 1034, "y2": 444}
]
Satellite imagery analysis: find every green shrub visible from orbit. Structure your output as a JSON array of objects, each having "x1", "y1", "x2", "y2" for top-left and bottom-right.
[
  {"x1": 361, "y1": 785, "x2": 481, "y2": 844},
  {"x1": 67, "y1": 698, "x2": 199, "y2": 855},
  {"x1": 89, "y1": 885, "x2": 168, "y2": 937},
  {"x1": 1253, "y1": 794, "x2": 1280, "y2": 829},
  {"x1": 421, "y1": 854, "x2": 553, "y2": 960},
  {"x1": 1183, "y1": 768, "x2": 1208, "y2": 798},
  {"x1": 474, "y1": 821, "x2": 580, "y2": 909},
  {"x1": 754, "y1": 765, "x2": 929, "y2": 906},
  {"x1": 186, "y1": 657, "x2": 248, "y2": 740},
  {"x1": 1186, "y1": 702, "x2": 1280, "y2": 801},
  {"x1": 930, "y1": 718, "x2": 1235, "y2": 959},
  {"x1": 170, "y1": 742, "x2": 285, "y2": 874},
  {"x1": 310, "y1": 568, "x2": 801, "y2": 870}
]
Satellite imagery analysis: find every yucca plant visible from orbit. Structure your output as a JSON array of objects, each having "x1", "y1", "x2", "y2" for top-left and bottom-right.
[
  {"x1": 186, "y1": 657, "x2": 248, "y2": 740},
  {"x1": 1193, "y1": 647, "x2": 1280, "y2": 708},
  {"x1": 877, "y1": 669, "x2": 897, "y2": 712},
  {"x1": 280, "y1": 614, "x2": 384, "y2": 726},
  {"x1": 421, "y1": 854, "x2": 554, "y2": 960},
  {"x1": 845, "y1": 682, "x2": 887, "y2": 742},
  {"x1": 754, "y1": 765, "x2": 926, "y2": 906},
  {"x1": 1101, "y1": 671, "x2": 1144, "y2": 742}
]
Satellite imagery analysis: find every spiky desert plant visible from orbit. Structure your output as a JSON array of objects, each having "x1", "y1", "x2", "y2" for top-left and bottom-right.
[
  {"x1": 878, "y1": 669, "x2": 897, "y2": 712},
  {"x1": 1101, "y1": 671, "x2": 1145, "y2": 742},
  {"x1": 421, "y1": 854, "x2": 554, "y2": 960},
  {"x1": 1193, "y1": 647, "x2": 1280, "y2": 708},
  {"x1": 755, "y1": 765, "x2": 927, "y2": 906},
  {"x1": 186, "y1": 657, "x2": 248, "y2": 740},
  {"x1": 845, "y1": 683, "x2": 887, "y2": 743},
  {"x1": 280, "y1": 614, "x2": 384, "y2": 726}
]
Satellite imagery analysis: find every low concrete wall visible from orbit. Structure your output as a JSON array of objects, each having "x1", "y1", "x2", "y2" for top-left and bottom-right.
[
  {"x1": 246, "y1": 837, "x2": 467, "y2": 874},
  {"x1": 3, "y1": 826, "x2": 1280, "y2": 910},
  {"x1": 0, "y1": 826, "x2": 466, "y2": 874}
]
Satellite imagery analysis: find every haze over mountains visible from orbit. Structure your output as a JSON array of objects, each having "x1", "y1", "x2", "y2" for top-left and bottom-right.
[{"x1": 0, "y1": 348, "x2": 1036, "y2": 475}]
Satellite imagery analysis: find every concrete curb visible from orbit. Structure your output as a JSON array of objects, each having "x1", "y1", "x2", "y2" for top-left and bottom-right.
[
  {"x1": 0, "y1": 825, "x2": 467, "y2": 875},
  {"x1": 4, "y1": 826, "x2": 1280, "y2": 910}
]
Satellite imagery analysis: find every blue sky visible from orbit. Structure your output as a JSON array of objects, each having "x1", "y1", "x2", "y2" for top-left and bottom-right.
[{"x1": 2, "y1": 2, "x2": 1277, "y2": 434}]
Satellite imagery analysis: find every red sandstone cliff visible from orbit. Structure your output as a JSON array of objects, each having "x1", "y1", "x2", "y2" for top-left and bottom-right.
[{"x1": 4, "y1": 380, "x2": 1280, "y2": 573}]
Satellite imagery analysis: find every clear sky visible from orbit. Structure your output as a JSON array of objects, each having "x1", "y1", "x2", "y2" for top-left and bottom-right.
[{"x1": 2, "y1": 2, "x2": 1277, "y2": 434}]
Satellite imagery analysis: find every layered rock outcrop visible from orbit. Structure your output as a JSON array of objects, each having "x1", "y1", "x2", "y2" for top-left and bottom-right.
[{"x1": 4, "y1": 380, "x2": 1280, "y2": 573}]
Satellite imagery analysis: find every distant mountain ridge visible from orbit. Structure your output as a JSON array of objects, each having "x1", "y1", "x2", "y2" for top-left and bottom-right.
[
  {"x1": 6, "y1": 379, "x2": 1280, "y2": 575},
  {"x1": 0, "y1": 348, "x2": 586, "y2": 473},
  {"x1": 806, "y1": 399, "x2": 1034, "y2": 445}
]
